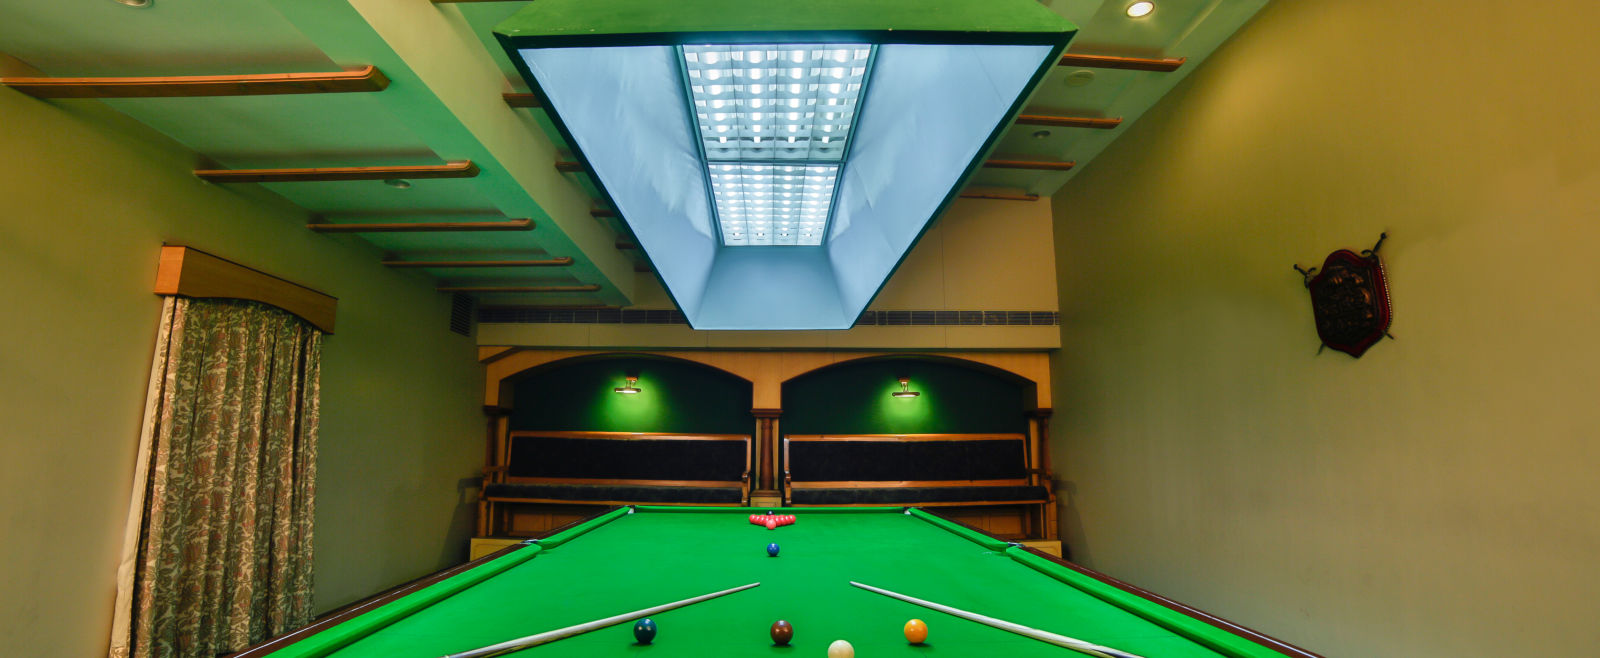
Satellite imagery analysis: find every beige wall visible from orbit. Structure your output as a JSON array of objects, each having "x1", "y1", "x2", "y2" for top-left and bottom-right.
[
  {"x1": 0, "y1": 89, "x2": 485, "y2": 654},
  {"x1": 479, "y1": 195, "x2": 1061, "y2": 349},
  {"x1": 1049, "y1": 1, "x2": 1600, "y2": 656}
]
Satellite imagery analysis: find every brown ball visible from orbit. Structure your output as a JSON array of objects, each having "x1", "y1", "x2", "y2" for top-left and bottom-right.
[{"x1": 769, "y1": 619, "x2": 794, "y2": 645}]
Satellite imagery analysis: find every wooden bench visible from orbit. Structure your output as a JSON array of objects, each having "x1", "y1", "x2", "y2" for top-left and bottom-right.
[
  {"x1": 480, "y1": 431, "x2": 750, "y2": 535},
  {"x1": 783, "y1": 433, "x2": 1054, "y2": 538}
]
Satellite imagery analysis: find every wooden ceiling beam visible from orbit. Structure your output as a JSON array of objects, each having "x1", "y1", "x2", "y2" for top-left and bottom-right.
[
  {"x1": 0, "y1": 66, "x2": 389, "y2": 99},
  {"x1": 382, "y1": 257, "x2": 573, "y2": 268},
  {"x1": 504, "y1": 92, "x2": 541, "y2": 108},
  {"x1": 198, "y1": 160, "x2": 478, "y2": 183},
  {"x1": 1058, "y1": 53, "x2": 1186, "y2": 72},
  {"x1": 308, "y1": 218, "x2": 533, "y2": 233},
  {"x1": 984, "y1": 159, "x2": 1076, "y2": 171},
  {"x1": 437, "y1": 284, "x2": 603, "y2": 293},
  {"x1": 1016, "y1": 114, "x2": 1121, "y2": 129}
]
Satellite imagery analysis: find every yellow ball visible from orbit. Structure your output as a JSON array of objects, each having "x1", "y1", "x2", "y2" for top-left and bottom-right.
[
  {"x1": 904, "y1": 618, "x2": 929, "y2": 644},
  {"x1": 827, "y1": 639, "x2": 855, "y2": 658}
]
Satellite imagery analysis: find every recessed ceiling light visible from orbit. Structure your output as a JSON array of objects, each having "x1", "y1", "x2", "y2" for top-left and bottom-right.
[
  {"x1": 1032, "y1": 130, "x2": 1052, "y2": 139},
  {"x1": 1127, "y1": 2, "x2": 1154, "y2": 18},
  {"x1": 383, "y1": 178, "x2": 412, "y2": 189},
  {"x1": 112, "y1": 0, "x2": 153, "y2": 7},
  {"x1": 1063, "y1": 70, "x2": 1096, "y2": 87}
]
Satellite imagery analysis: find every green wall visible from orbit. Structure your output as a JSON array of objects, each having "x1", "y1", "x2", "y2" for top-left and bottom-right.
[
  {"x1": 782, "y1": 359, "x2": 1031, "y2": 435},
  {"x1": 509, "y1": 357, "x2": 753, "y2": 435}
]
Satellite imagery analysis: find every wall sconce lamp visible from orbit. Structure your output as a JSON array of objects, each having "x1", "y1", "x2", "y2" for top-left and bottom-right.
[
  {"x1": 614, "y1": 375, "x2": 641, "y2": 395},
  {"x1": 891, "y1": 377, "x2": 920, "y2": 398}
]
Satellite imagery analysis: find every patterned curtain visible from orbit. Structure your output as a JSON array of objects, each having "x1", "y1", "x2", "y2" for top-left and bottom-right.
[{"x1": 109, "y1": 297, "x2": 321, "y2": 658}]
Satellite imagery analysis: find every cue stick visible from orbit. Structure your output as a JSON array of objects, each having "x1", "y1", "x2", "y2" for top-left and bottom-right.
[
  {"x1": 850, "y1": 581, "x2": 1147, "y2": 658},
  {"x1": 440, "y1": 582, "x2": 761, "y2": 658}
]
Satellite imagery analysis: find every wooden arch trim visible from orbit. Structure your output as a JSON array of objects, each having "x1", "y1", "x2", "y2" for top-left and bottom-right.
[
  {"x1": 487, "y1": 350, "x2": 757, "y2": 410},
  {"x1": 774, "y1": 353, "x2": 1047, "y2": 413},
  {"x1": 154, "y1": 246, "x2": 338, "y2": 333},
  {"x1": 482, "y1": 349, "x2": 1050, "y2": 410}
]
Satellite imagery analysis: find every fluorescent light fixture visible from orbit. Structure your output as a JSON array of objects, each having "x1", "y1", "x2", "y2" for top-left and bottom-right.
[
  {"x1": 684, "y1": 44, "x2": 869, "y2": 246},
  {"x1": 891, "y1": 377, "x2": 920, "y2": 398},
  {"x1": 614, "y1": 375, "x2": 641, "y2": 394},
  {"x1": 708, "y1": 163, "x2": 835, "y2": 246},
  {"x1": 497, "y1": 0, "x2": 1075, "y2": 329}
]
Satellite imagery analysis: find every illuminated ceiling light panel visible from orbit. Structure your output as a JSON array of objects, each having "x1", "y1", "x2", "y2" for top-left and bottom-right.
[
  {"x1": 498, "y1": 0, "x2": 1075, "y2": 329},
  {"x1": 684, "y1": 44, "x2": 869, "y2": 246},
  {"x1": 684, "y1": 44, "x2": 868, "y2": 163},
  {"x1": 709, "y1": 163, "x2": 835, "y2": 246}
]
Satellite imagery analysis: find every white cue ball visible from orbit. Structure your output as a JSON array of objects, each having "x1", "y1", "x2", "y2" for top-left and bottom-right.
[{"x1": 827, "y1": 639, "x2": 855, "y2": 658}]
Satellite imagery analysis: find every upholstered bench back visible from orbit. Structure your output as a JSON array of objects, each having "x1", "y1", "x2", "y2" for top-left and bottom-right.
[
  {"x1": 507, "y1": 432, "x2": 748, "y2": 482},
  {"x1": 484, "y1": 431, "x2": 751, "y2": 506},
  {"x1": 786, "y1": 435, "x2": 1028, "y2": 482}
]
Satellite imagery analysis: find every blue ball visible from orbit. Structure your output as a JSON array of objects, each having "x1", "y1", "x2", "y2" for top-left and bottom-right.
[
  {"x1": 633, "y1": 618, "x2": 657, "y2": 644},
  {"x1": 767, "y1": 542, "x2": 780, "y2": 557}
]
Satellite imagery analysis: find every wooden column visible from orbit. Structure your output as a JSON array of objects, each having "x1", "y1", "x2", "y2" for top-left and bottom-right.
[
  {"x1": 751, "y1": 409, "x2": 783, "y2": 494},
  {"x1": 479, "y1": 405, "x2": 512, "y2": 537},
  {"x1": 1027, "y1": 408, "x2": 1056, "y2": 540}
]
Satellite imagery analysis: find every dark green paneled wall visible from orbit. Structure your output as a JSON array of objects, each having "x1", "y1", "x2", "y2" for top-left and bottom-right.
[
  {"x1": 783, "y1": 359, "x2": 1032, "y2": 435},
  {"x1": 509, "y1": 357, "x2": 753, "y2": 435}
]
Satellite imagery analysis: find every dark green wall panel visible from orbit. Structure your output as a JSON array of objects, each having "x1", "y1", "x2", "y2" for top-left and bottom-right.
[
  {"x1": 782, "y1": 359, "x2": 1032, "y2": 435},
  {"x1": 509, "y1": 357, "x2": 753, "y2": 435}
]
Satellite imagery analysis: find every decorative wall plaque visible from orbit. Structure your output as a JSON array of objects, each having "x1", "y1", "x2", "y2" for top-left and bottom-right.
[{"x1": 1295, "y1": 233, "x2": 1393, "y2": 357}]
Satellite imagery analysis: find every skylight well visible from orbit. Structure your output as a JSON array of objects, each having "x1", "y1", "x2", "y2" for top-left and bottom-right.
[
  {"x1": 682, "y1": 44, "x2": 871, "y2": 246},
  {"x1": 497, "y1": 0, "x2": 1074, "y2": 329}
]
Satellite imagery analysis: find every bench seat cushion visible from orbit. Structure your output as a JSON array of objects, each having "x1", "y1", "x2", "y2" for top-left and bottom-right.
[
  {"x1": 486, "y1": 483, "x2": 743, "y2": 505},
  {"x1": 789, "y1": 485, "x2": 1048, "y2": 506}
]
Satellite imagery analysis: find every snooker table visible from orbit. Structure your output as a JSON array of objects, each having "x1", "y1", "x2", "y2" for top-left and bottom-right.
[{"x1": 233, "y1": 507, "x2": 1319, "y2": 658}]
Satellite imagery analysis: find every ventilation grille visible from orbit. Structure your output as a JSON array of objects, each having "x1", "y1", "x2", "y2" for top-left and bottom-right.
[
  {"x1": 477, "y1": 307, "x2": 1058, "y2": 327},
  {"x1": 449, "y1": 294, "x2": 475, "y2": 336}
]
